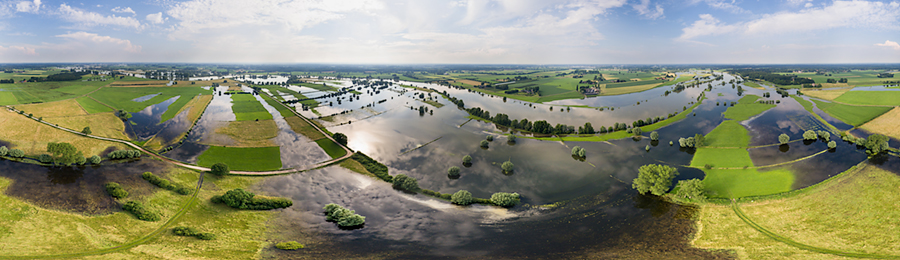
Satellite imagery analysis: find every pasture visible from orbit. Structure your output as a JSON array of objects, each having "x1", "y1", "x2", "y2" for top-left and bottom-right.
[
  {"x1": 0, "y1": 109, "x2": 126, "y2": 156},
  {"x1": 229, "y1": 94, "x2": 273, "y2": 121},
  {"x1": 722, "y1": 95, "x2": 776, "y2": 121},
  {"x1": 214, "y1": 120, "x2": 278, "y2": 147},
  {"x1": 810, "y1": 99, "x2": 891, "y2": 126},
  {"x1": 833, "y1": 91, "x2": 900, "y2": 106},
  {"x1": 196, "y1": 146, "x2": 282, "y2": 171}
]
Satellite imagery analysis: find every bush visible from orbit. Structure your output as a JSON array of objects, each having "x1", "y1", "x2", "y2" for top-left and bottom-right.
[
  {"x1": 38, "y1": 154, "x2": 53, "y2": 163},
  {"x1": 196, "y1": 233, "x2": 216, "y2": 240},
  {"x1": 817, "y1": 131, "x2": 831, "y2": 142},
  {"x1": 650, "y1": 131, "x2": 659, "y2": 141},
  {"x1": 105, "y1": 182, "x2": 129, "y2": 199},
  {"x1": 392, "y1": 174, "x2": 419, "y2": 192},
  {"x1": 486, "y1": 135, "x2": 494, "y2": 141},
  {"x1": 779, "y1": 133, "x2": 790, "y2": 144},
  {"x1": 172, "y1": 226, "x2": 199, "y2": 236},
  {"x1": 122, "y1": 201, "x2": 161, "y2": 221},
  {"x1": 107, "y1": 150, "x2": 141, "y2": 159},
  {"x1": 276, "y1": 241, "x2": 305, "y2": 250},
  {"x1": 480, "y1": 140, "x2": 489, "y2": 148},
  {"x1": 828, "y1": 140, "x2": 837, "y2": 149},
  {"x1": 323, "y1": 203, "x2": 366, "y2": 227},
  {"x1": 142, "y1": 172, "x2": 193, "y2": 195},
  {"x1": 88, "y1": 155, "x2": 101, "y2": 164},
  {"x1": 802, "y1": 130, "x2": 818, "y2": 140},
  {"x1": 447, "y1": 166, "x2": 460, "y2": 179},
  {"x1": 571, "y1": 146, "x2": 586, "y2": 158},
  {"x1": 633, "y1": 127, "x2": 643, "y2": 136},
  {"x1": 501, "y1": 160, "x2": 514, "y2": 174},
  {"x1": 332, "y1": 132, "x2": 348, "y2": 146},
  {"x1": 350, "y1": 152, "x2": 392, "y2": 182},
  {"x1": 451, "y1": 190, "x2": 474, "y2": 205},
  {"x1": 462, "y1": 155, "x2": 472, "y2": 166},
  {"x1": 0, "y1": 146, "x2": 7, "y2": 156},
  {"x1": 674, "y1": 179, "x2": 706, "y2": 202},
  {"x1": 210, "y1": 162, "x2": 230, "y2": 176},
  {"x1": 8, "y1": 149, "x2": 24, "y2": 158},
  {"x1": 213, "y1": 188, "x2": 293, "y2": 210},
  {"x1": 491, "y1": 192, "x2": 520, "y2": 207},
  {"x1": 508, "y1": 135, "x2": 517, "y2": 143}
]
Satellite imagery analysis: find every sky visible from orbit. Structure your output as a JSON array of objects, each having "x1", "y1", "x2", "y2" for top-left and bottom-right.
[{"x1": 0, "y1": 0, "x2": 899, "y2": 64}]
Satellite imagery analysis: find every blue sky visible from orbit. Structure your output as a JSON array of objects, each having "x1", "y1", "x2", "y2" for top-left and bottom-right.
[{"x1": 1, "y1": 0, "x2": 898, "y2": 64}]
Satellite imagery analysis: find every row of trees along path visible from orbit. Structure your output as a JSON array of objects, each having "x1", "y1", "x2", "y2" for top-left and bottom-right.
[{"x1": 3, "y1": 91, "x2": 353, "y2": 175}]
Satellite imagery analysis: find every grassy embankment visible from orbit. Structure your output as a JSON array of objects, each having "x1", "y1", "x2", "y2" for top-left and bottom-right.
[
  {"x1": 810, "y1": 99, "x2": 891, "y2": 126},
  {"x1": 259, "y1": 93, "x2": 344, "y2": 158},
  {"x1": 693, "y1": 164, "x2": 900, "y2": 259},
  {"x1": 861, "y1": 107, "x2": 900, "y2": 140},
  {"x1": 691, "y1": 95, "x2": 793, "y2": 199},
  {"x1": 0, "y1": 109, "x2": 127, "y2": 157}
]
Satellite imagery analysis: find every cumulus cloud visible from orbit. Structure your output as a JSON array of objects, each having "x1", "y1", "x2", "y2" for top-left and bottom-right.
[
  {"x1": 678, "y1": 1, "x2": 900, "y2": 41},
  {"x1": 145, "y1": 12, "x2": 166, "y2": 24},
  {"x1": 56, "y1": 31, "x2": 142, "y2": 53},
  {"x1": 111, "y1": 6, "x2": 135, "y2": 15},
  {"x1": 691, "y1": 0, "x2": 749, "y2": 14},
  {"x1": 58, "y1": 3, "x2": 142, "y2": 29},
  {"x1": 633, "y1": 0, "x2": 664, "y2": 19},
  {"x1": 15, "y1": 0, "x2": 41, "y2": 13},
  {"x1": 876, "y1": 40, "x2": 900, "y2": 50},
  {"x1": 0, "y1": 45, "x2": 36, "y2": 55}
]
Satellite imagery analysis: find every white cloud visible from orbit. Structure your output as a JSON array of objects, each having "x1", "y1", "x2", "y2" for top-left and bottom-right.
[
  {"x1": 111, "y1": 6, "x2": 135, "y2": 15},
  {"x1": 58, "y1": 4, "x2": 142, "y2": 29},
  {"x1": 690, "y1": 0, "x2": 749, "y2": 14},
  {"x1": 145, "y1": 12, "x2": 166, "y2": 24},
  {"x1": 804, "y1": 3, "x2": 813, "y2": 8},
  {"x1": 0, "y1": 45, "x2": 36, "y2": 55},
  {"x1": 678, "y1": 1, "x2": 900, "y2": 41},
  {"x1": 56, "y1": 31, "x2": 142, "y2": 53},
  {"x1": 876, "y1": 40, "x2": 900, "y2": 50},
  {"x1": 633, "y1": 0, "x2": 664, "y2": 19},
  {"x1": 15, "y1": 0, "x2": 41, "y2": 13}
]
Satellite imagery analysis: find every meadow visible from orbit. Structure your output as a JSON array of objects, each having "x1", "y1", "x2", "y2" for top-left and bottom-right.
[
  {"x1": 860, "y1": 107, "x2": 900, "y2": 140},
  {"x1": 215, "y1": 120, "x2": 278, "y2": 147},
  {"x1": 0, "y1": 109, "x2": 127, "y2": 156},
  {"x1": 832, "y1": 91, "x2": 900, "y2": 106},
  {"x1": 801, "y1": 88, "x2": 850, "y2": 101},
  {"x1": 230, "y1": 94, "x2": 273, "y2": 122},
  {"x1": 0, "y1": 76, "x2": 109, "y2": 104},
  {"x1": 89, "y1": 86, "x2": 212, "y2": 122},
  {"x1": 788, "y1": 70, "x2": 895, "y2": 86},
  {"x1": 196, "y1": 146, "x2": 282, "y2": 171},
  {"x1": 810, "y1": 99, "x2": 891, "y2": 126},
  {"x1": 722, "y1": 95, "x2": 776, "y2": 121}
]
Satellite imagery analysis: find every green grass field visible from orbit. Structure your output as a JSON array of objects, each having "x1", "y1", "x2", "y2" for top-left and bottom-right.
[
  {"x1": 723, "y1": 95, "x2": 776, "y2": 121},
  {"x1": 315, "y1": 138, "x2": 347, "y2": 159},
  {"x1": 703, "y1": 120, "x2": 749, "y2": 147},
  {"x1": 0, "y1": 77, "x2": 108, "y2": 104},
  {"x1": 833, "y1": 91, "x2": 900, "y2": 106},
  {"x1": 0, "y1": 91, "x2": 18, "y2": 105},
  {"x1": 787, "y1": 70, "x2": 894, "y2": 86},
  {"x1": 297, "y1": 82, "x2": 336, "y2": 92},
  {"x1": 230, "y1": 94, "x2": 274, "y2": 121},
  {"x1": 691, "y1": 148, "x2": 754, "y2": 168},
  {"x1": 75, "y1": 96, "x2": 113, "y2": 114},
  {"x1": 260, "y1": 94, "x2": 295, "y2": 118},
  {"x1": 90, "y1": 87, "x2": 211, "y2": 122},
  {"x1": 811, "y1": 99, "x2": 891, "y2": 126},
  {"x1": 701, "y1": 168, "x2": 795, "y2": 198},
  {"x1": 196, "y1": 146, "x2": 282, "y2": 171}
]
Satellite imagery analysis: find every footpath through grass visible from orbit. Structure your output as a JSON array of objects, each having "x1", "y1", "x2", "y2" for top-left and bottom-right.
[
  {"x1": 196, "y1": 146, "x2": 282, "y2": 171},
  {"x1": 810, "y1": 99, "x2": 891, "y2": 126}
]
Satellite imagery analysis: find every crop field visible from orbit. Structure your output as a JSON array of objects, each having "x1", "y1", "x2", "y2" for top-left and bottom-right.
[
  {"x1": 694, "y1": 165, "x2": 900, "y2": 258},
  {"x1": 832, "y1": 91, "x2": 900, "y2": 106},
  {"x1": 215, "y1": 120, "x2": 278, "y2": 147},
  {"x1": 802, "y1": 89, "x2": 850, "y2": 101},
  {"x1": 0, "y1": 109, "x2": 127, "y2": 156},
  {"x1": 47, "y1": 113, "x2": 128, "y2": 140},
  {"x1": 16, "y1": 99, "x2": 86, "y2": 117},
  {"x1": 723, "y1": 95, "x2": 776, "y2": 121},
  {"x1": 230, "y1": 94, "x2": 273, "y2": 121},
  {"x1": 196, "y1": 146, "x2": 282, "y2": 171},
  {"x1": 0, "y1": 77, "x2": 108, "y2": 104},
  {"x1": 860, "y1": 108, "x2": 900, "y2": 140},
  {"x1": 109, "y1": 80, "x2": 170, "y2": 88},
  {"x1": 810, "y1": 99, "x2": 891, "y2": 126},
  {"x1": 75, "y1": 96, "x2": 114, "y2": 113}
]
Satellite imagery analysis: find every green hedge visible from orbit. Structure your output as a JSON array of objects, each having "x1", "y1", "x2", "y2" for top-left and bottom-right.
[
  {"x1": 172, "y1": 226, "x2": 216, "y2": 240},
  {"x1": 211, "y1": 188, "x2": 293, "y2": 210},
  {"x1": 350, "y1": 152, "x2": 392, "y2": 182},
  {"x1": 122, "y1": 201, "x2": 160, "y2": 221},
  {"x1": 142, "y1": 172, "x2": 194, "y2": 195},
  {"x1": 104, "y1": 182, "x2": 129, "y2": 199}
]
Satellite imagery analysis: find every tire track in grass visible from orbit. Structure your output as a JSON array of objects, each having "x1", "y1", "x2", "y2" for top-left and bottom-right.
[{"x1": 731, "y1": 201, "x2": 900, "y2": 259}]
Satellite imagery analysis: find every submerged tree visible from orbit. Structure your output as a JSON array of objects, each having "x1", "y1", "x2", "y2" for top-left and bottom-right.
[
  {"x1": 447, "y1": 166, "x2": 461, "y2": 179},
  {"x1": 480, "y1": 140, "x2": 489, "y2": 148},
  {"x1": 490, "y1": 192, "x2": 520, "y2": 207},
  {"x1": 674, "y1": 179, "x2": 706, "y2": 202},
  {"x1": 650, "y1": 131, "x2": 659, "y2": 141},
  {"x1": 451, "y1": 190, "x2": 474, "y2": 205},
  {"x1": 802, "y1": 130, "x2": 818, "y2": 140},
  {"x1": 462, "y1": 155, "x2": 472, "y2": 166},
  {"x1": 332, "y1": 133, "x2": 348, "y2": 146},
  {"x1": 501, "y1": 160, "x2": 514, "y2": 174},
  {"x1": 392, "y1": 174, "x2": 420, "y2": 192},
  {"x1": 632, "y1": 164, "x2": 679, "y2": 196},
  {"x1": 47, "y1": 142, "x2": 83, "y2": 165},
  {"x1": 778, "y1": 133, "x2": 790, "y2": 144},
  {"x1": 865, "y1": 134, "x2": 890, "y2": 156}
]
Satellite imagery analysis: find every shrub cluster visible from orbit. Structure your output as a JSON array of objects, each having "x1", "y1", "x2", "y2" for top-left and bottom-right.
[
  {"x1": 571, "y1": 146, "x2": 586, "y2": 158},
  {"x1": 172, "y1": 226, "x2": 216, "y2": 240},
  {"x1": 323, "y1": 203, "x2": 366, "y2": 227},
  {"x1": 490, "y1": 192, "x2": 521, "y2": 207},
  {"x1": 211, "y1": 188, "x2": 293, "y2": 210},
  {"x1": 8, "y1": 149, "x2": 24, "y2": 158},
  {"x1": 501, "y1": 160, "x2": 514, "y2": 174},
  {"x1": 276, "y1": 241, "x2": 305, "y2": 250},
  {"x1": 802, "y1": 130, "x2": 818, "y2": 140},
  {"x1": 123, "y1": 201, "x2": 161, "y2": 221},
  {"x1": 447, "y1": 166, "x2": 460, "y2": 179},
  {"x1": 462, "y1": 155, "x2": 472, "y2": 166},
  {"x1": 421, "y1": 189, "x2": 452, "y2": 200},
  {"x1": 350, "y1": 152, "x2": 392, "y2": 182},
  {"x1": 142, "y1": 172, "x2": 193, "y2": 195},
  {"x1": 105, "y1": 182, "x2": 129, "y2": 199},
  {"x1": 108, "y1": 150, "x2": 141, "y2": 159},
  {"x1": 392, "y1": 174, "x2": 419, "y2": 193},
  {"x1": 451, "y1": 190, "x2": 473, "y2": 205},
  {"x1": 0, "y1": 146, "x2": 7, "y2": 156}
]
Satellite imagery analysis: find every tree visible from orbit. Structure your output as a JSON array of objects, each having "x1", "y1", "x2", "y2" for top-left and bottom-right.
[
  {"x1": 571, "y1": 146, "x2": 586, "y2": 158},
  {"x1": 47, "y1": 142, "x2": 82, "y2": 165},
  {"x1": 508, "y1": 135, "x2": 517, "y2": 143},
  {"x1": 480, "y1": 140, "x2": 489, "y2": 148},
  {"x1": 802, "y1": 130, "x2": 818, "y2": 140},
  {"x1": 81, "y1": 127, "x2": 92, "y2": 135},
  {"x1": 462, "y1": 155, "x2": 472, "y2": 166},
  {"x1": 632, "y1": 164, "x2": 679, "y2": 196},
  {"x1": 827, "y1": 140, "x2": 837, "y2": 149},
  {"x1": 865, "y1": 134, "x2": 890, "y2": 155},
  {"x1": 486, "y1": 135, "x2": 494, "y2": 141},
  {"x1": 650, "y1": 131, "x2": 659, "y2": 141},
  {"x1": 491, "y1": 192, "x2": 520, "y2": 207},
  {"x1": 105, "y1": 182, "x2": 129, "y2": 198},
  {"x1": 8, "y1": 149, "x2": 24, "y2": 158},
  {"x1": 392, "y1": 174, "x2": 419, "y2": 192},
  {"x1": 501, "y1": 160, "x2": 514, "y2": 174},
  {"x1": 693, "y1": 133, "x2": 705, "y2": 147},
  {"x1": 674, "y1": 179, "x2": 705, "y2": 202},
  {"x1": 583, "y1": 122, "x2": 595, "y2": 134},
  {"x1": 778, "y1": 133, "x2": 790, "y2": 144},
  {"x1": 678, "y1": 137, "x2": 695, "y2": 148},
  {"x1": 633, "y1": 127, "x2": 643, "y2": 136},
  {"x1": 88, "y1": 155, "x2": 102, "y2": 164},
  {"x1": 451, "y1": 190, "x2": 474, "y2": 205},
  {"x1": 0, "y1": 146, "x2": 7, "y2": 156},
  {"x1": 447, "y1": 166, "x2": 460, "y2": 179},
  {"x1": 332, "y1": 133, "x2": 348, "y2": 146},
  {"x1": 210, "y1": 163, "x2": 230, "y2": 176},
  {"x1": 817, "y1": 131, "x2": 831, "y2": 142}
]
